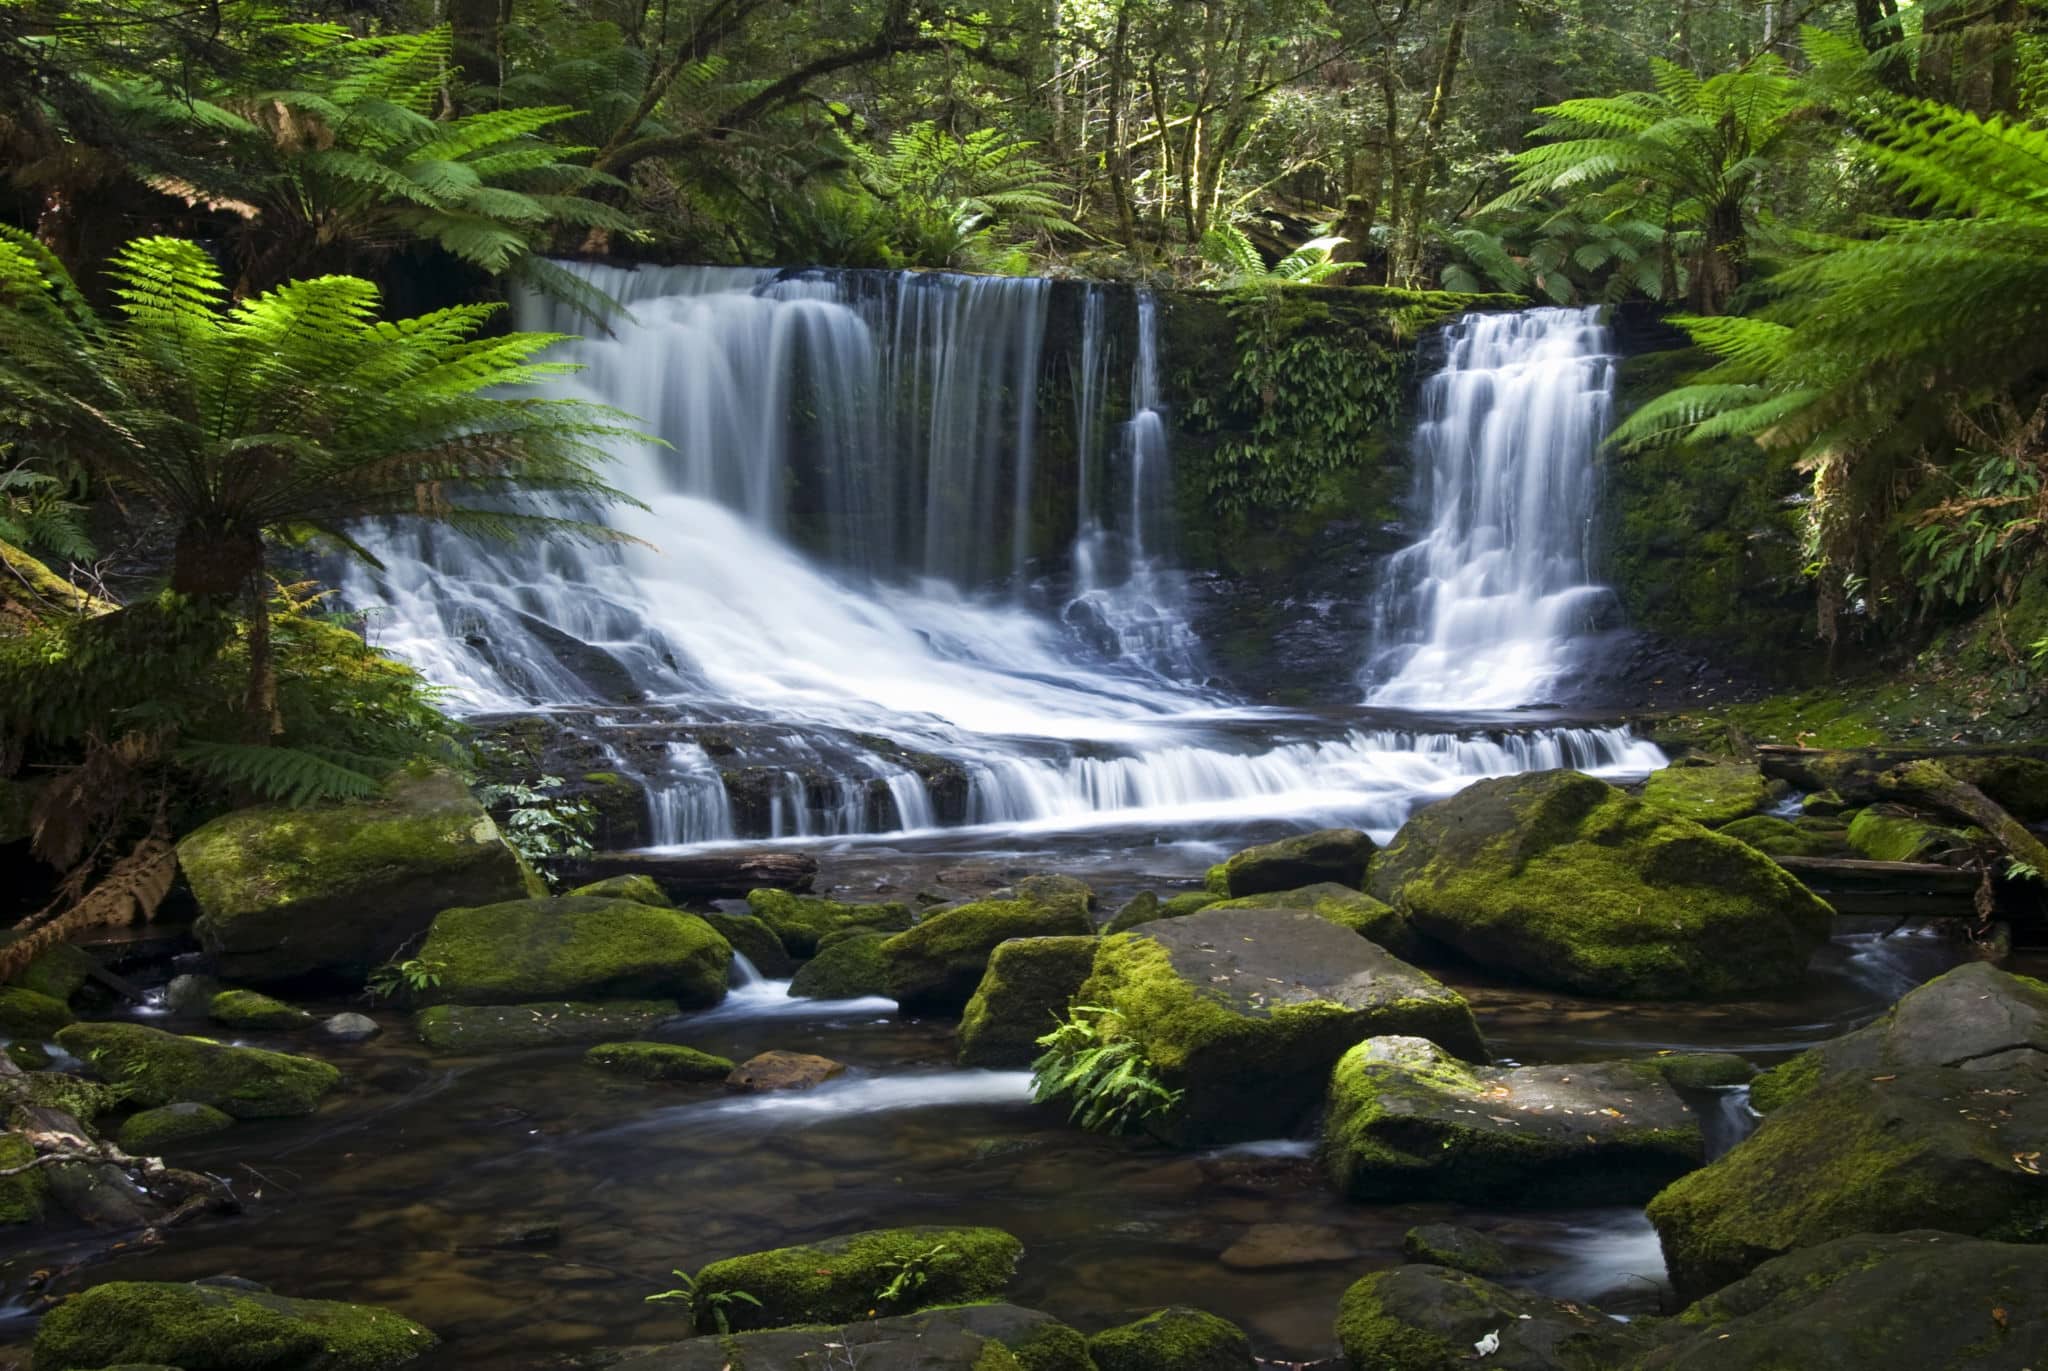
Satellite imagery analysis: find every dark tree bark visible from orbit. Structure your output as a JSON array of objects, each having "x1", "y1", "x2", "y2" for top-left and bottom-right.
[{"x1": 449, "y1": 0, "x2": 512, "y2": 94}]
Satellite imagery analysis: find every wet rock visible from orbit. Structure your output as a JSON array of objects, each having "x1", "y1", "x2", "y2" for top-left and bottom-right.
[
  {"x1": 31, "y1": 1279, "x2": 438, "y2": 1370},
  {"x1": 994, "y1": 873, "x2": 1096, "y2": 914},
  {"x1": 725, "y1": 1050, "x2": 846, "y2": 1092},
  {"x1": 1079, "y1": 909, "x2": 1485, "y2": 1146},
  {"x1": 1105, "y1": 890, "x2": 1219, "y2": 934},
  {"x1": 610, "y1": 1302, "x2": 1088, "y2": 1370},
  {"x1": 882, "y1": 897, "x2": 1094, "y2": 1014},
  {"x1": 0, "y1": 986, "x2": 73, "y2": 1039},
  {"x1": 1647, "y1": 1052, "x2": 1755, "y2": 1090},
  {"x1": 1207, "y1": 883, "x2": 1421, "y2": 960},
  {"x1": 566, "y1": 873, "x2": 671, "y2": 907},
  {"x1": 1090, "y1": 1306, "x2": 1255, "y2": 1371},
  {"x1": 415, "y1": 1000, "x2": 675, "y2": 1053},
  {"x1": 745, "y1": 889, "x2": 914, "y2": 956},
  {"x1": 1218, "y1": 1222, "x2": 1359, "y2": 1269},
  {"x1": 1325, "y1": 1037, "x2": 1703, "y2": 1204},
  {"x1": 55, "y1": 1022, "x2": 338, "y2": 1118},
  {"x1": 698, "y1": 911, "x2": 794, "y2": 978},
  {"x1": 318, "y1": 1012, "x2": 382, "y2": 1043},
  {"x1": 1648, "y1": 963, "x2": 2048, "y2": 1298},
  {"x1": 1368, "y1": 770, "x2": 1834, "y2": 999},
  {"x1": 584, "y1": 1041, "x2": 732, "y2": 1082},
  {"x1": 5, "y1": 1042, "x2": 50, "y2": 1071},
  {"x1": 1208, "y1": 829, "x2": 1376, "y2": 898},
  {"x1": 116, "y1": 1102, "x2": 235, "y2": 1154},
  {"x1": 1335, "y1": 1264, "x2": 1662, "y2": 1371},
  {"x1": 958, "y1": 935, "x2": 1098, "y2": 1067},
  {"x1": 787, "y1": 932, "x2": 891, "y2": 1000},
  {"x1": 183, "y1": 766, "x2": 534, "y2": 986},
  {"x1": 163, "y1": 973, "x2": 225, "y2": 1013},
  {"x1": 0, "y1": 1132, "x2": 46, "y2": 1226},
  {"x1": 1639, "y1": 760, "x2": 1781, "y2": 827},
  {"x1": 417, "y1": 897, "x2": 730, "y2": 1008},
  {"x1": 207, "y1": 989, "x2": 314, "y2": 1030},
  {"x1": 7, "y1": 942, "x2": 97, "y2": 1001},
  {"x1": 1401, "y1": 1223, "x2": 1510, "y2": 1276},
  {"x1": 687, "y1": 1224, "x2": 1023, "y2": 1331}
]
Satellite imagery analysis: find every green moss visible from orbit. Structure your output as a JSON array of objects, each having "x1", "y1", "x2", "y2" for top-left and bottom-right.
[
  {"x1": 700, "y1": 912, "x2": 794, "y2": 978},
  {"x1": 974, "y1": 1344, "x2": 1025, "y2": 1371},
  {"x1": 1089, "y1": 1307, "x2": 1252, "y2": 1371},
  {"x1": 207, "y1": 989, "x2": 314, "y2": 1030},
  {"x1": 1640, "y1": 763, "x2": 1779, "y2": 828},
  {"x1": 1717, "y1": 815, "x2": 1838, "y2": 857},
  {"x1": 691, "y1": 1225, "x2": 1023, "y2": 1332},
  {"x1": 1335, "y1": 1273, "x2": 1465, "y2": 1371},
  {"x1": 7, "y1": 943, "x2": 96, "y2": 1001},
  {"x1": 881, "y1": 899, "x2": 1093, "y2": 1013},
  {"x1": 414, "y1": 1000, "x2": 675, "y2": 1052},
  {"x1": 29, "y1": 1280, "x2": 438, "y2": 1370},
  {"x1": 0, "y1": 1068, "x2": 125, "y2": 1124},
  {"x1": 1203, "y1": 865, "x2": 1229, "y2": 895},
  {"x1": 1649, "y1": 1052, "x2": 1757, "y2": 1090},
  {"x1": 5, "y1": 1041, "x2": 51, "y2": 1071},
  {"x1": 418, "y1": 897, "x2": 731, "y2": 1008},
  {"x1": 957, "y1": 936, "x2": 1098, "y2": 1067},
  {"x1": 582, "y1": 1040, "x2": 732, "y2": 1081},
  {"x1": 55, "y1": 1021, "x2": 337, "y2": 1119},
  {"x1": 0, "y1": 1131, "x2": 47, "y2": 1226},
  {"x1": 1105, "y1": 891, "x2": 1218, "y2": 934},
  {"x1": 580, "y1": 771, "x2": 630, "y2": 787},
  {"x1": 745, "y1": 889, "x2": 913, "y2": 957},
  {"x1": 1212, "y1": 829, "x2": 1375, "y2": 897},
  {"x1": 1003, "y1": 1320, "x2": 1095, "y2": 1371},
  {"x1": 1845, "y1": 809, "x2": 1966, "y2": 863},
  {"x1": 565, "y1": 873, "x2": 672, "y2": 907},
  {"x1": 116, "y1": 1102, "x2": 235, "y2": 1153},
  {"x1": 0, "y1": 987, "x2": 74, "y2": 1039},
  {"x1": 1748, "y1": 1051, "x2": 1822, "y2": 1113},
  {"x1": 1401, "y1": 1223, "x2": 1510, "y2": 1276},
  {"x1": 1208, "y1": 883, "x2": 1420, "y2": 959},
  {"x1": 788, "y1": 933, "x2": 891, "y2": 1000}
]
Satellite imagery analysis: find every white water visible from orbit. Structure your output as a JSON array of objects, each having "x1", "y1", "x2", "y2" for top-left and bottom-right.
[
  {"x1": 343, "y1": 269, "x2": 1661, "y2": 847},
  {"x1": 638, "y1": 1070, "x2": 1037, "y2": 1130},
  {"x1": 1367, "y1": 308, "x2": 1617, "y2": 710}
]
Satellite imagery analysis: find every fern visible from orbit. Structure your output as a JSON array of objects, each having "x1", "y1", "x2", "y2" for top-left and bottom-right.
[
  {"x1": 1031, "y1": 1006, "x2": 1183, "y2": 1135},
  {"x1": 176, "y1": 740, "x2": 389, "y2": 807}
]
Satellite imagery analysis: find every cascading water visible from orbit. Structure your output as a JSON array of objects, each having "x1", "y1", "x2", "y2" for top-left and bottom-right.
[
  {"x1": 1365, "y1": 307, "x2": 1618, "y2": 710},
  {"x1": 344, "y1": 271, "x2": 1661, "y2": 848}
]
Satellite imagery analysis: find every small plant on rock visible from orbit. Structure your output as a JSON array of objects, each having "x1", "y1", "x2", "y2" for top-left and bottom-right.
[
  {"x1": 366, "y1": 956, "x2": 446, "y2": 1003},
  {"x1": 871, "y1": 1241, "x2": 957, "y2": 1313},
  {"x1": 645, "y1": 1269, "x2": 761, "y2": 1334},
  {"x1": 475, "y1": 775, "x2": 597, "y2": 882},
  {"x1": 1031, "y1": 1005, "x2": 1182, "y2": 1135}
]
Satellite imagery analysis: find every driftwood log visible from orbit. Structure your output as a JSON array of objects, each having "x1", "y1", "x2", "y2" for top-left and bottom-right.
[
  {"x1": 559, "y1": 849, "x2": 819, "y2": 901},
  {"x1": 1876, "y1": 760, "x2": 2048, "y2": 880}
]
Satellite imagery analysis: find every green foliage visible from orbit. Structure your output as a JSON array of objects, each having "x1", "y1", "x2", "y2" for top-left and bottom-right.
[
  {"x1": 366, "y1": 956, "x2": 446, "y2": 1002},
  {"x1": 1030, "y1": 1004, "x2": 1182, "y2": 1135},
  {"x1": 0, "y1": 461, "x2": 91, "y2": 565},
  {"x1": 1200, "y1": 224, "x2": 1352, "y2": 286},
  {"x1": 873, "y1": 1242, "x2": 959, "y2": 1310},
  {"x1": 474, "y1": 774, "x2": 597, "y2": 878},
  {"x1": 644, "y1": 1269, "x2": 762, "y2": 1336}
]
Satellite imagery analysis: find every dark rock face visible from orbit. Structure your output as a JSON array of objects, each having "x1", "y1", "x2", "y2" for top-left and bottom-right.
[
  {"x1": 1401, "y1": 1224, "x2": 1510, "y2": 1276},
  {"x1": 1209, "y1": 828, "x2": 1377, "y2": 897},
  {"x1": 1336, "y1": 1263, "x2": 1662, "y2": 1371},
  {"x1": 608, "y1": 1303, "x2": 1088, "y2": 1370}
]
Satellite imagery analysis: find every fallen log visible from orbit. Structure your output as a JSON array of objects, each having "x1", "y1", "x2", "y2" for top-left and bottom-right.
[
  {"x1": 1758, "y1": 745, "x2": 2048, "y2": 819},
  {"x1": 1773, "y1": 855, "x2": 1982, "y2": 917},
  {"x1": 559, "y1": 849, "x2": 819, "y2": 901},
  {"x1": 1878, "y1": 760, "x2": 2048, "y2": 882}
]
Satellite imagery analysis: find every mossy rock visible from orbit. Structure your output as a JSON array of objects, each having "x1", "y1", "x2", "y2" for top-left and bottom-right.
[
  {"x1": 7, "y1": 943, "x2": 97, "y2": 1002},
  {"x1": 745, "y1": 889, "x2": 913, "y2": 957},
  {"x1": 566, "y1": 873, "x2": 672, "y2": 907},
  {"x1": 1845, "y1": 807, "x2": 1970, "y2": 863},
  {"x1": 1400, "y1": 1224, "x2": 1509, "y2": 1277},
  {"x1": 414, "y1": 1000, "x2": 676, "y2": 1053},
  {"x1": 30, "y1": 1279, "x2": 438, "y2": 1370},
  {"x1": 0, "y1": 986, "x2": 74, "y2": 1039},
  {"x1": 1368, "y1": 770, "x2": 1834, "y2": 999},
  {"x1": 815, "y1": 925, "x2": 884, "y2": 953},
  {"x1": 882, "y1": 899, "x2": 1093, "y2": 1014},
  {"x1": 1088, "y1": 1307, "x2": 1254, "y2": 1371},
  {"x1": 1325, "y1": 1036, "x2": 1704, "y2": 1205},
  {"x1": 1104, "y1": 891, "x2": 1219, "y2": 935},
  {"x1": 958, "y1": 936, "x2": 1098, "y2": 1068},
  {"x1": 417, "y1": 897, "x2": 730, "y2": 1008},
  {"x1": 1079, "y1": 910, "x2": 1484, "y2": 1146},
  {"x1": 689, "y1": 1225, "x2": 1023, "y2": 1332},
  {"x1": 1210, "y1": 828, "x2": 1376, "y2": 898},
  {"x1": 1716, "y1": 815, "x2": 1838, "y2": 858},
  {"x1": 0, "y1": 1131, "x2": 47, "y2": 1226},
  {"x1": 1334, "y1": 1264, "x2": 1661, "y2": 1371},
  {"x1": 601, "y1": 1303, "x2": 1089, "y2": 1370},
  {"x1": 699, "y1": 911, "x2": 795, "y2": 978},
  {"x1": 1641, "y1": 1230, "x2": 2048, "y2": 1370},
  {"x1": 1640, "y1": 761, "x2": 1781, "y2": 828},
  {"x1": 207, "y1": 989, "x2": 315, "y2": 1030},
  {"x1": 996, "y1": 874, "x2": 1096, "y2": 915},
  {"x1": 1207, "y1": 883, "x2": 1421, "y2": 960},
  {"x1": 55, "y1": 1022, "x2": 338, "y2": 1119},
  {"x1": 116, "y1": 1101, "x2": 235, "y2": 1153},
  {"x1": 1945, "y1": 754, "x2": 2048, "y2": 822},
  {"x1": 1648, "y1": 1052, "x2": 1756, "y2": 1090},
  {"x1": 6, "y1": 1041, "x2": 51, "y2": 1071},
  {"x1": 583, "y1": 1041, "x2": 732, "y2": 1082},
  {"x1": 182, "y1": 767, "x2": 533, "y2": 986},
  {"x1": 788, "y1": 932, "x2": 891, "y2": 1000},
  {"x1": 0, "y1": 1068, "x2": 126, "y2": 1125}
]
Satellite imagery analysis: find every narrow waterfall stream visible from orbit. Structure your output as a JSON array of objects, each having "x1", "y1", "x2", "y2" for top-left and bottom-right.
[{"x1": 341, "y1": 268, "x2": 1660, "y2": 853}]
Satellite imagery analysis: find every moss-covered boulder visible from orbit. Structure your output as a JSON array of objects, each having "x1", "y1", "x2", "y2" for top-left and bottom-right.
[
  {"x1": 207, "y1": 989, "x2": 314, "y2": 1030},
  {"x1": 7, "y1": 943, "x2": 97, "y2": 1002},
  {"x1": 1208, "y1": 883, "x2": 1422, "y2": 960},
  {"x1": 1716, "y1": 815, "x2": 1838, "y2": 858},
  {"x1": 787, "y1": 931, "x2": 891, "y2": 1000},
  {"x1": 1077, "y1": 909, "x2": 1484, "y2": 1146},
  {"x1": 0, "y1": 1131, "x2": 47, "y2": 1226},
  {"x1": 689, "y1": 1225, "x2": 1023, "y2": 1332},
  {"x1": 745, "y1": 889, "x2": 913, "y2": 957},
  {"x1": 566, "y1": 873, "x2": 672, "y2": 906},
  {"x1": 605, "y1": 1303, "x2": 1089, "y2": 1370},
  {"x1": 1335, "y1": 1264, "x2": 1662, "y2": 1371},
  {"x1": 583, "y1": 1041, "x2": 732, "y2": 1081},
  {"x1": 1105, "y1": 891, "x2": 1219, "y2": 934},
  {"x1": 882, "y1": 899, "x2": 1093, "y2": 1014},
  {"x1": 1208, "y1": 828, "x2": 1376, "y2": 898},
  {"x1": 56, "y1": 1022, "x2": 338, "y2": 1119},
  {"x1": 414, "y1": 1000, "x2": 675, "y2": 1052},
  {"x1": 183, "y1": 767, "x2": 534, "y2": 986},
  {"x1": 957, "y1": 935, "x2": 1098, "y2": 1067},
  {"x1": 1845, "y1": 807, "x2": 1970, "y2": 863},
  {"x1": 1649, "y1": 1052, "x2": 1756, "y2": 1090},
  {"x1": 30, "y1": 1279, "x2": 437, "y2": 1370},
  {"x1": 1089, "y1": 1307, "x2": 1254, "y2": 1371},
  {"x1": 1641, "y1": 1231, "x2": 2048, "y2": 1370},
  {"x1": 1325, "y1": 1036, "x2": 1703, "y2": 1204},
  {"x1": 0, "y1": 986, "x2": 73, "y2": 1039},
  {"x1": 116, "y1": 1101, "x2": 235, "y2": 1153},
  {"x1": 1368, "y1": 770, "x2": 1834, "y2": 999},
  {"x1": 699, "y1": 911, "x2": 795, "y2": 978},
  {"x1": 1401, "y1": 1224, "x2": 1509, "y2": 1276},
  {"x1": 1640, "y1": 761, "x2": 1781, "y2": 827},
  {"x1": 417, "y1": 897, "x2": 730, "y2": 1008}
]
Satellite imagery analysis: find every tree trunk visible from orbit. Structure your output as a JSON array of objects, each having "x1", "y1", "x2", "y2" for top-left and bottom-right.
[
  {"x1": 1107, "y1": 7, "x2": 1138, "y2": 250},
  {"x1": 450, "y1": 0, "x2": 512, "y2": 95},
  {"x1": 1395, "y1": 0, "x2": 1471, "y2": 286},
  {"x1": 243, "y1": 574, "x2": 281, "y2": 740},
  {"x1": 170, "y1": 523, "x2": 264, "y2": 599}
]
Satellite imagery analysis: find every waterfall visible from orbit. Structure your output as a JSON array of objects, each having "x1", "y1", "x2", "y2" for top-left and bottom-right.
[
  {"x1": 1365, "y1": 307, "x2": 1617, "y2": 710},
  {"x1": 342, "y1": 272, "x2": 1662, "y2": 849}
]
